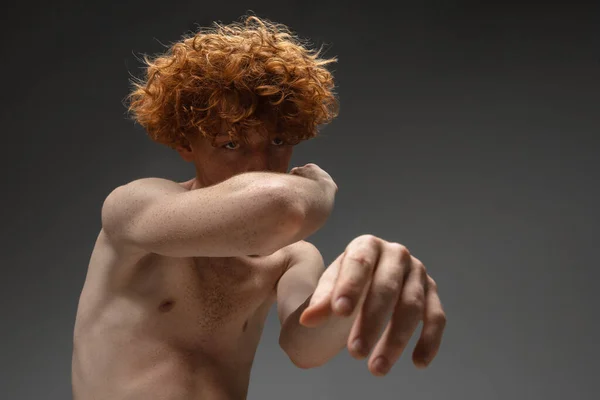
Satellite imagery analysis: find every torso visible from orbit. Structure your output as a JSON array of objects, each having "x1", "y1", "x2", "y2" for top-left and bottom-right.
[{"x1": 72, "y1": 179, "x2": 292, "y2": 400}]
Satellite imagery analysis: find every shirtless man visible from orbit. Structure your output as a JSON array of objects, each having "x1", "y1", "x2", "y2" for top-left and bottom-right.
[{"x1": 72, "y1": 16, "x2": 446, "y2": 400}]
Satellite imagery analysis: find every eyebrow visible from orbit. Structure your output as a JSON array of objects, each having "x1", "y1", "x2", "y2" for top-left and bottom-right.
[{"x1": 213, "y1": 133, "x2": 235, "y2": 140}]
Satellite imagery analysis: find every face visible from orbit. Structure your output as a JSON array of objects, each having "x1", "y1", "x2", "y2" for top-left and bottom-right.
[{"x1": 176, "y1": 128, "x2": 296, "y2": 188}]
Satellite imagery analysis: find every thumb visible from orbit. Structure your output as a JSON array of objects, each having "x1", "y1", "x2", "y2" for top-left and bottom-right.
[{"x1": 299, "y1": 293, "x2": 332, "y2": 327}]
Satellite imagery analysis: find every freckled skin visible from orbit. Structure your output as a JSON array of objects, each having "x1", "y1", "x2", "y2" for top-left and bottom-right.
[{"x1": 72, "y1": 130, "x2": 300, "y2": 400}]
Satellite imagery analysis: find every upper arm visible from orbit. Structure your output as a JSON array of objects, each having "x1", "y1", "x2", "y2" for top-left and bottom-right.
[
  {"x1": 101, "y1": 178, "x2": 183, "y2": 251},
  {"x1": 101, "y1": 176, "x2": 301, "y2": 258},
  {"x1": 276, "y1": 240, "x2": 325, "y2": 325}
]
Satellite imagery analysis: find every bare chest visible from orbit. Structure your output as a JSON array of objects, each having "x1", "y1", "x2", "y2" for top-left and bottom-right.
[{"x1": 130, "y1": 251, "x2": 288, "y2": 349}]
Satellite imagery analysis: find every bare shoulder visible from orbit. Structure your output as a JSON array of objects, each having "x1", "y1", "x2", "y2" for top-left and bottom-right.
[
  {"x1": 279, "y1": 240, "x2": 324, "y2": 271},
  {"x1": 109, "y1": 177, "x2": 189, "y2": 198},
  {"x1": 101, "y1": 178, "x2": 185, "y2": 233},
  {"x1": 286, "y1": 240, "x2": 321, "y2": 256},
  {"x1": 103, "y1": 177, "x2": 188, "y2": 213}
]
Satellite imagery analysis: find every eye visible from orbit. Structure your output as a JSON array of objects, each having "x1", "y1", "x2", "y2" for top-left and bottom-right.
[
  {"x1": 271, "y1": 137, "x2": 285, "y2": 146},
  {"x1": 223, "y1": 141, "x2": 239, "y2": 150}
]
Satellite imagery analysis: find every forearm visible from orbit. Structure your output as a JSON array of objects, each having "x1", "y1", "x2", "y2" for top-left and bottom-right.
[
  {"x1": 279, "y1": 294, "x2": 361, "y2": 369},
  {"x1": 223, "y1": 171, "x2": 334, "y2": 255}
]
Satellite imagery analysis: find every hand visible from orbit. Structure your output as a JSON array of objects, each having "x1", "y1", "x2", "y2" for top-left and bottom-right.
[
  {"x1": 290, "y1": 163, "x2": 338, "y2": 194},
  {"x1": 299, "y1": 235, "x2": 446, "y2": 376}
]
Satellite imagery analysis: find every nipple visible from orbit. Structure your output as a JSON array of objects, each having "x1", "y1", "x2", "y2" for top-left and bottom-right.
[{"x1": 158, "y1": 299, "x2": 176, "y2": 313}]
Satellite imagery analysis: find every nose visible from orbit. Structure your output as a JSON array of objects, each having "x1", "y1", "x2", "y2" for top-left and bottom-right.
[{"x1": 245, "y1": 151, "x2": 270, "y2": 172}]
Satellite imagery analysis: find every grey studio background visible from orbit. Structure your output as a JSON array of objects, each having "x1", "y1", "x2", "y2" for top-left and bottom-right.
[{"x1": 1, "y1": 1, "x2": 598, "y2": 399}]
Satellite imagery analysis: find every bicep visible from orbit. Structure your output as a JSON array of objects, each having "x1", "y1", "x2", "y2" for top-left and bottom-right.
[
  {"x1": 101, "y1": 176, "x2": 300, "y2": 258},
  {"x1": 276, "y1": 241, "x2": 325, "y2": 324},
  {"x1": 101, "y1": 178, "x2": 184, "y2": 247}
]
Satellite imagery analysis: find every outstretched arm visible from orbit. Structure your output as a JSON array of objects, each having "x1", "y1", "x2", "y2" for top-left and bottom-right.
[
  {"x1": 277, "y1": 236, "x2": 446, "y2": 375},
  {"x1": 277, "y1": 241, "x2": 360, "y2": 369}
]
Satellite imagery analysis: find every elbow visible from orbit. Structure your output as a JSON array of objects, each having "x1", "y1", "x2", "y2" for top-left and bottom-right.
[
  {"x1": 284, "y1": 350, "x2": 328, "y2": 370},
  {"x1": 263, "y1": 176, "x2": 305, "y2": 220},
  {"x1": 282, "y1": 348, "x2": 326, "y2": 370},
  {"x1": 296, "y1": 356, "x2": 328, "y2": 370},
  {"x1": 290, "y1": 357, "x2": 324, "y2": 370}
]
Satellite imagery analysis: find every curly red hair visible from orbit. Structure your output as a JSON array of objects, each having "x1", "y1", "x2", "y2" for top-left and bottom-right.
[{"x1": 127, "y1": 15, "x2": 339, "y2": 149}]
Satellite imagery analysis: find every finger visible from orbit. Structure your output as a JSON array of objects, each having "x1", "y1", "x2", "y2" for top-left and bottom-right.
[
  {"x1": 347, "y1": 243, "x2": 410, "y2": 359},
  {"x1": 368, "y1": 258, "x2": 427, "y2": 376},
  {"x1": 299, "y1": 253, "x2": 342, "y2": 327},
  {"x1": 412, "y1": 276, "x2": 446, "y2": 368},
  {"x1": 332, "y1": 235, "x2": 381, "y2": 317}
]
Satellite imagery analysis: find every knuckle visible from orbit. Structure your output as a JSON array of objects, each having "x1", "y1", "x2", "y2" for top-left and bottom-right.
[
  {"x1": 347, "y1": 235, "x2": 381, "y2": 254},
  {"x1": 342, "y1": 272, "x2": 364, "y2": 288},
  {"x1": 397, "y1": 245, "x2": 411, "y2": 262},
  {"x1": 414, "y1": 260, "x2": 427, "y2": 275},
  {"x1": 430, "y1": 311, "x2": 447, "y2": 328},
  {"x1": 359, "y1": 234, "x2": 379, "y2": 245},
  {"x1": 403, "y1": 295, "x2": 425, "y2": 315},
  {"x1": 339, "y1": 277, "x2": 366, "y2": 295},
  {"x1": 427, "y1": 276, "x2": 438, "y2": 291},
  {"x1": 376, "y1": 280, "x2": 401, "y2": 301},
  {"x1": 346, "y1": 251, "x2": 375, "y2": 269},
  {"x1": 386, "y1": 242, "x2": 405, "y2": 253},
  {"x1": 381, "y1": 279, "x2": 401, "y2": 293},
  {"x1": 388, "y1": 330, "x2": 409, "y2": 347},
  {"x1": 339, "y1": 281, "x2": 364, "y2": 298}
]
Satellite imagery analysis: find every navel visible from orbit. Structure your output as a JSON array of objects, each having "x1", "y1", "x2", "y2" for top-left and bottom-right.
[
  {"x1": 242, "y1": 320, "x2": 248, "y2": 332},
  {"x1": 158, "y1": 299, "x2": 176, "y2": 313}
]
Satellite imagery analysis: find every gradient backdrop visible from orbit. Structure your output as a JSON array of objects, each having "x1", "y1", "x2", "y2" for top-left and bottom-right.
[{"x1": 2, "y1": 1, "x2": 599, "y2": 399}]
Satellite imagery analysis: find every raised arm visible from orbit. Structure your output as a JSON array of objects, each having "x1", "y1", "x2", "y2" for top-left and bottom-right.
[{"x1": 101, "y1": 170, "x2": 335, "y2": 258}]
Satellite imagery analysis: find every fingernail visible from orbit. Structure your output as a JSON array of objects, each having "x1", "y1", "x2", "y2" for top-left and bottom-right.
[
  {"x1": 373, "y1": 356, "x2": 389, "y2": 375},
  {"x1": 351, "y1": 338, "x2": 365, "y2": 356},
  {"x1": 334, "y1": 296, "x2": 353, "y2": 315}
]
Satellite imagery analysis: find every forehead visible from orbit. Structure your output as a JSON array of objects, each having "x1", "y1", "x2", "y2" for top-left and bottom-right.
[{"x1": 212, "y1": 127, "x2": 275, "y2": 143}]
